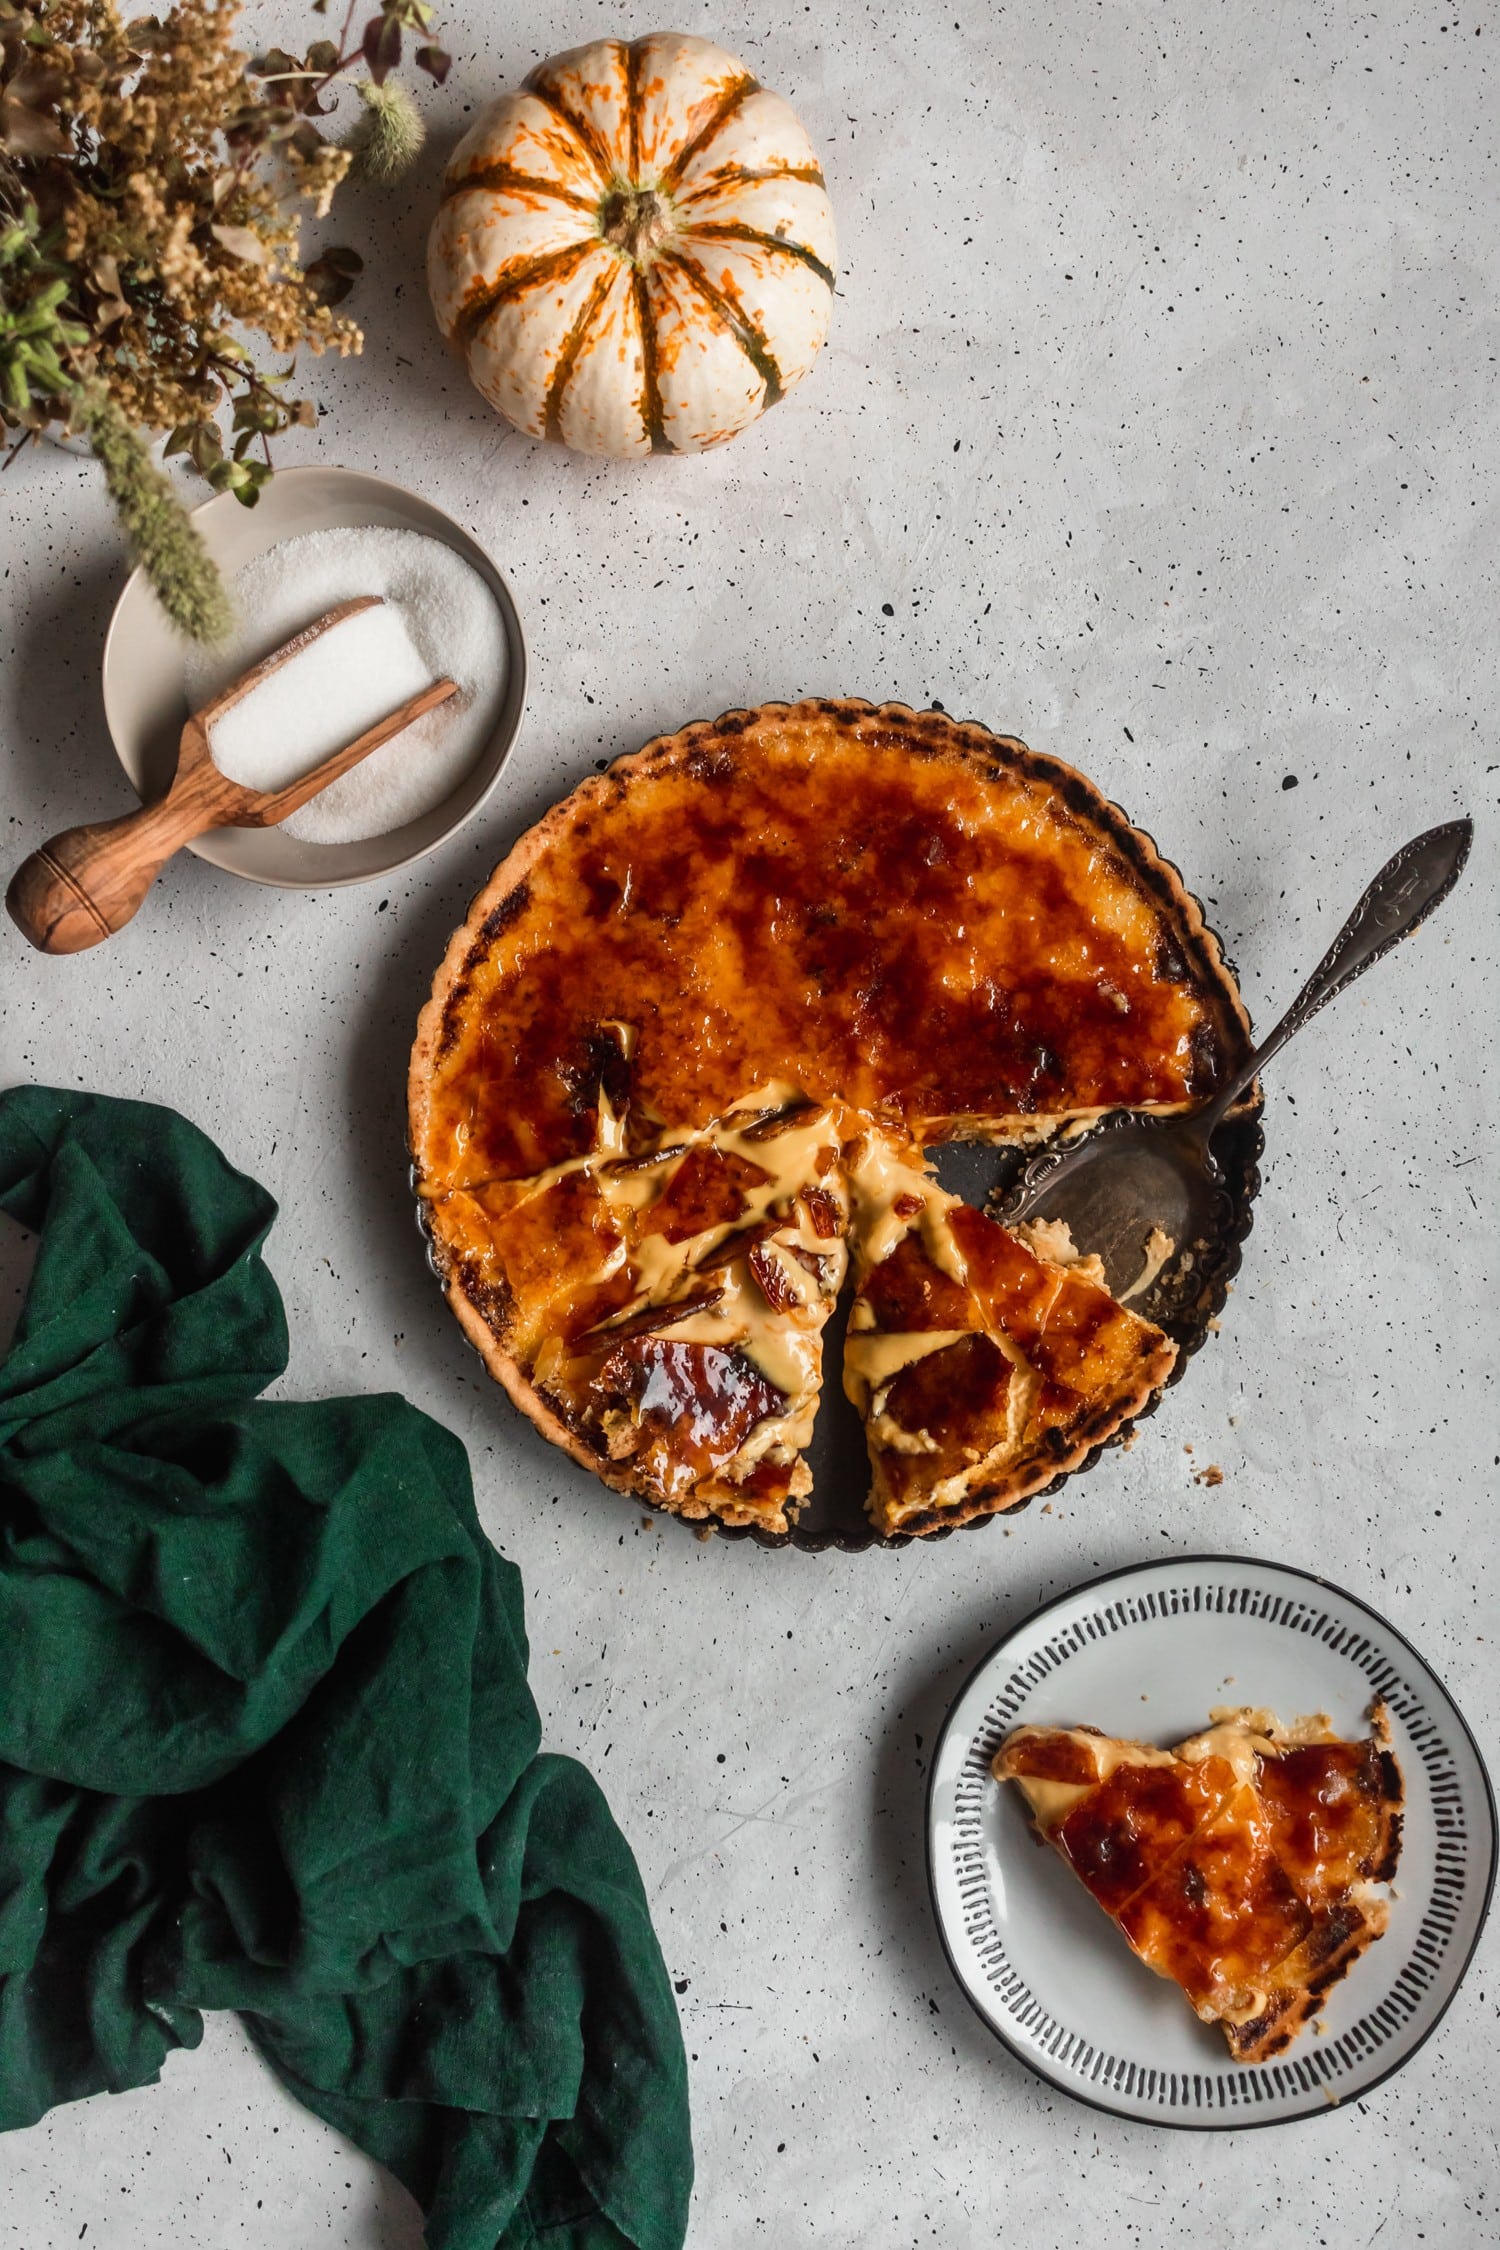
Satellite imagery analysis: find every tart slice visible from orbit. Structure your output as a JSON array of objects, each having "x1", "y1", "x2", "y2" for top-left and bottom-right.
[
  {"x1": 423, "y1": 1088, "x2": 849, "y2": 1533},
  {"x1": 843, "y1": 1137, "x2": 1177, "y2": 1537},
  {"x1": 994, "y1": 1708, "x2": 1404, "y2": 2061}
]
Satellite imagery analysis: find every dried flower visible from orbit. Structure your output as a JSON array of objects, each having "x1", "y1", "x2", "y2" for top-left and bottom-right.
[
  {"x1": 0, "y1": 0, "x2": 450, "y2": 639},
  {"x1": 347, "y1": 77, "x2": 424, "y2": 183}
]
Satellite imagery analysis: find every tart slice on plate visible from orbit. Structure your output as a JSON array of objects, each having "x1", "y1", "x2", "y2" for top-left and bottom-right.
[{"x1": 994, "y1": 1707, "x2": 1404, "y2": 2060}]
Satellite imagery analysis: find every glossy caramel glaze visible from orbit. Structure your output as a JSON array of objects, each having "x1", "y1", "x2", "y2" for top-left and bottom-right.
[
  {"x1": 411, "y1": 703, "x2": 1249, "y2": 1192},
  {"x1": 1054, "y1": 1757, "x2": 1235, "y2": 1916},
  {"x1": 995, "y1": 1714, "x2": 1404, "y2": 2063},
  {"x1": 1257, "y1": 1738, "x2": 1405, "y2": 1893},
  {"x1": 410, "y1": 702, "x2": 1249, "y2": 1531}
]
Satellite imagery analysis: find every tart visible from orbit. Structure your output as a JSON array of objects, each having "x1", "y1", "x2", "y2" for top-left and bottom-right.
[
  {"x1": 994, "y1": 1708, "x2": 1405, "y2": 2061},
  {"x1": 408, "y1": 699, "x2": 1250, "y2": 1537}
]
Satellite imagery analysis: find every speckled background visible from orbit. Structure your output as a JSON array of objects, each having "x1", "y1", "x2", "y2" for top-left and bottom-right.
[{"x1": 1, "y1": 1, "x2": 1496, "y2": 2243}]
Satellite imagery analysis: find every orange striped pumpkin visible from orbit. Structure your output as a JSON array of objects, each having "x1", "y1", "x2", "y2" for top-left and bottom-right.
[{"x1": 427, "y1": 33, "x2": 837, "y2": 457}]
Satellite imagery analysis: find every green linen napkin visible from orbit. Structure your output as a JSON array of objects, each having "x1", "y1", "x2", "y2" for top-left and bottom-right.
[{"x1": 0, "y1": 1084, "x2": 691, "y2": 2250}]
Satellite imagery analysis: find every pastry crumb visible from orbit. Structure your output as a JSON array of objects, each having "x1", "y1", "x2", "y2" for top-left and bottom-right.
[
  {"x1": 1195, "y1": 1463, "x2": 1225, "y2": 1488},
  {"x1": 1013, "y1": 1215, "x2": 1107, "y2": 1288},
  {"x1": 1119, "y1": 1223, "x2": 1174, "y2": 1302}
]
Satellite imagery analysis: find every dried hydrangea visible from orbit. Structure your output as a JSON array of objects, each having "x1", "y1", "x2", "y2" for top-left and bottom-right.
[{"x1": 0, "y1": 0, "x2": 448, "y2": 638}]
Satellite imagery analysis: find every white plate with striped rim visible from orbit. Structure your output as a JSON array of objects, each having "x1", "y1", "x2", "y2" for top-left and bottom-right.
[{"x1": 926, "y1": 1554, "x2": 1495, "y2": 2128}]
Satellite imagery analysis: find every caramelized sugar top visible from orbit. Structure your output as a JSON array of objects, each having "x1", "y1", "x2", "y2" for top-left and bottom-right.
[
  {"x1": 415, "y1": 704, "x2": 1246, "y2": 1190},
  {"x1": 1257, "y1": 1740, "x2": 1403, "y2": 1892}
]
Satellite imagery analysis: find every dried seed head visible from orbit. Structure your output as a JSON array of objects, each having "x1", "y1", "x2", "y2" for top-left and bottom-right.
[{"x1": 347, "y1": 79, "x2": 425, "y2": 185}]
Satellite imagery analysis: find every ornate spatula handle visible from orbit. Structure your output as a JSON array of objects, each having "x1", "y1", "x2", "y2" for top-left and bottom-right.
[{"x1": 1202, "y1": 816, "x2": 1474, "y2": 1129}]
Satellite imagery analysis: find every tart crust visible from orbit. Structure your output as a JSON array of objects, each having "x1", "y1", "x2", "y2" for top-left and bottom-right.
[{"x1": 409, "y1": 700, "x2": 1252, "y2": 1535}]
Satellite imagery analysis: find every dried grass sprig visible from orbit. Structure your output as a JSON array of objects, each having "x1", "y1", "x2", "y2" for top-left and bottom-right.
[{"x1": 80, "y1": 382, "x2": 234, "y2": 642}]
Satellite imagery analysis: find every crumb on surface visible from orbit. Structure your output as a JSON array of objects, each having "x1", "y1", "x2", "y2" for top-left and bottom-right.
[{"x1": 1195, "y1": 1463, "x2": 1225, "y2": 1487}]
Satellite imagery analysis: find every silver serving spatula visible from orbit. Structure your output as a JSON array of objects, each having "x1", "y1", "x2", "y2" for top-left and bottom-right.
[{"x1": 993, "y1": 818, "x2": 1473, "y2": 1296}]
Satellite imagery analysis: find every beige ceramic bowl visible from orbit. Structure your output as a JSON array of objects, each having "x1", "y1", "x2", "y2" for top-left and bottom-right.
[{"x1": 101, "y1": 464, "x2": 527, "y2": 888}]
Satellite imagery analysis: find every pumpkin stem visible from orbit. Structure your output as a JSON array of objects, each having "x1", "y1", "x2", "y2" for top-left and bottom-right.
[{"x1": 599, "y1": 185, "x2": 674, "y2": 266}]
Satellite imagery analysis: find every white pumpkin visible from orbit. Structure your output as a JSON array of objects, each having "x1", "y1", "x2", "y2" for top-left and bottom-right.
[{"x1": 427, "y1": 32, "x2": 837, "y2": 457}]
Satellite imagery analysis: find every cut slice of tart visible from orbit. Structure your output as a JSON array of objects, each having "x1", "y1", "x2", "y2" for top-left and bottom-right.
[
  {"x1": 994, "y1": 1708, "x2": 1404, "y2": 2061},
  {"x1": 409, "y1": 700, "x2": 1253, "y2": 1535},
  {"x1": 421, "y1": 1087, "x2": 849, "y2": 1532},
  {"x1": 843, "y1": 1134, "x2": 1177, "y2": 1536}
]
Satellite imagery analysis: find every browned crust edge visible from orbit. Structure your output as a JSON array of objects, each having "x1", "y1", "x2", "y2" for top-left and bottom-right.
[
  {"x1": 408, "y1": 699, "x2": 1252, "y2": 1539},
  {"x1": 1224, "y1": 1897, "x2": 1390, "y2": 2063}
]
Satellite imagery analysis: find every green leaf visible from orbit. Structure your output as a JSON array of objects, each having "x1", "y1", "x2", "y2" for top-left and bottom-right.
[
  {"x1": 188, "y1": 421, "x2": 224, "y2": 471},
  {"x1": 233, "y1": 462, "x2": 269, "y2": 507}
]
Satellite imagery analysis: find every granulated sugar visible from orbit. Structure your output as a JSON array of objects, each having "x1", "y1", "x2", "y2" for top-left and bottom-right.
[
  {"x1": 182, "y1": 527, "x2": 508, "y2": 845},
  {"x1": 206, "y1": 602, "x2": 433, "y2": 798}
]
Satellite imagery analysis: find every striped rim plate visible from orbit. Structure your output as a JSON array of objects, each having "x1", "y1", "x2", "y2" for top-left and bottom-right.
[{"x1": 926, "y1": 1554, "x2": 1496, "y2": 2128}]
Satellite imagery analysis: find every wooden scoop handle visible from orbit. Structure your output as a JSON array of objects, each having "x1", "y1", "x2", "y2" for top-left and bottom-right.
[
  {"x1": 8, "y1": 673, "x2": 461, "y2": 954},
  {"x1": 6, "y1": 792, "x2": 214, "y2": 954}
]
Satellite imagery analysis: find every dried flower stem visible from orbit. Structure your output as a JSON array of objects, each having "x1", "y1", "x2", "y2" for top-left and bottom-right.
[{"x1": 81, "y1": 385, "x2": 234, "y2": 642}]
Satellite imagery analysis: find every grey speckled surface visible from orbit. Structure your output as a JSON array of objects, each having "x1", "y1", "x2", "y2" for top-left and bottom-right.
[{"x1": 1, "y1": 2, "x2": 1497, "y2": 2243}]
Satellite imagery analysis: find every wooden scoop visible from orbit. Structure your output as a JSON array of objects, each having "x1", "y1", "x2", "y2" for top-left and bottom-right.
[{"x1": 7, "y1": 596, "x2": 458, "y2": 955}]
